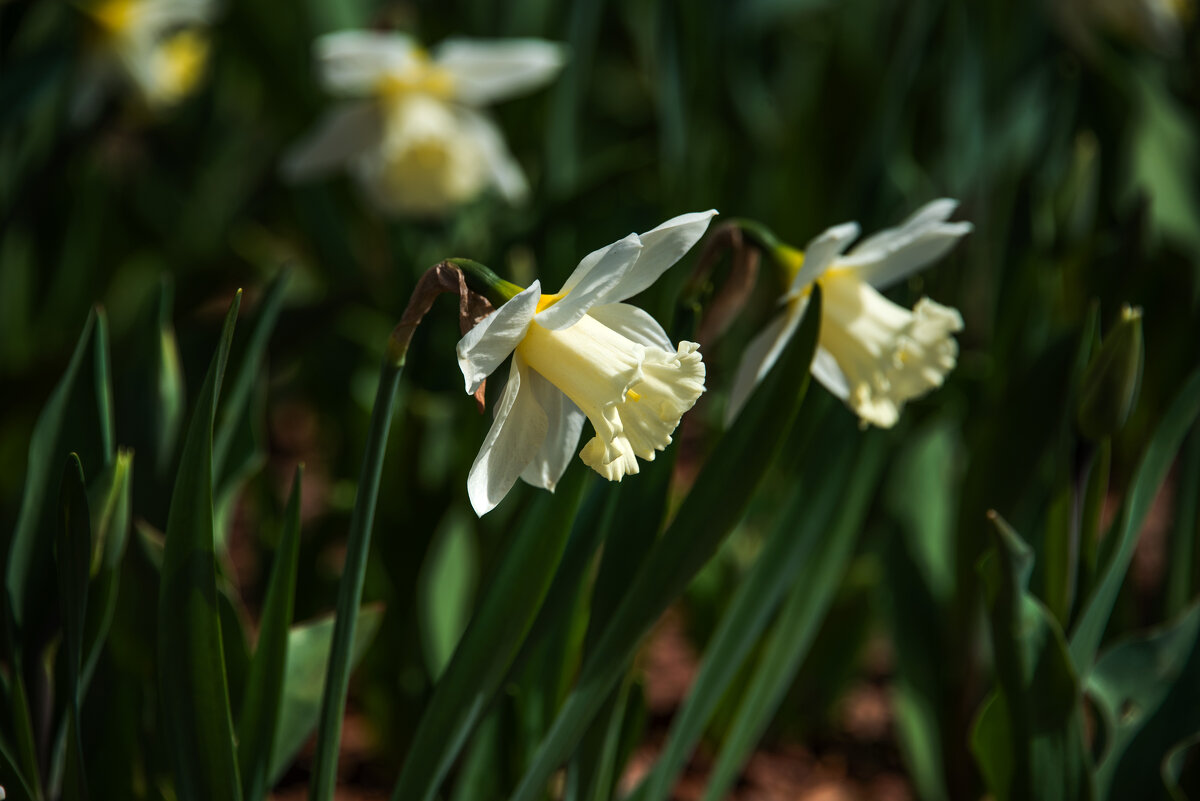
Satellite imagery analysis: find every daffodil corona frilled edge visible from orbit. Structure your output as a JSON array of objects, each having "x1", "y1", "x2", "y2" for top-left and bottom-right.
[
  {"x1": 283, "y1": 31, "x2": 565, "y2": 218},
  {"x1": 76, "y1": 0, "x2": 216, "y2": 121},
  {"x1": 728, "y1": 199, "x2": 973, "y2": 429},
  {"x1": 456, "y1": 211, "x2": 717, "y2": 516}
]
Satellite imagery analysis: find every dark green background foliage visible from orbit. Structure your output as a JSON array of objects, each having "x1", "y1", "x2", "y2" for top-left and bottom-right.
[{"x1": 2, "y1": 0, "x2": 1200, "y2": 799}]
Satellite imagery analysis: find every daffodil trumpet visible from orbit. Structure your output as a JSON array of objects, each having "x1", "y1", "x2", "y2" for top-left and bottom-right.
[
  {"x1": 726, "y1": 200, "x2": 972, "y2": 429},
  {"x1": 456, "y1": 211, "x2": 717, "y2": 516}
]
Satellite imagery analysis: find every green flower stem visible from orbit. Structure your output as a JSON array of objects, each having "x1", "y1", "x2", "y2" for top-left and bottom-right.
[
  {"x1": 448, "y1": 258, "x2": 524, "y2": 303},
  {"x1": 308, "y1": 351, "x2": 403, "y2": 801}
]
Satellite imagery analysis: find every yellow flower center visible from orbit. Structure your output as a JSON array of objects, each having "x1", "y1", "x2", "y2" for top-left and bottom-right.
[
  {"x1": 779, "y1": 245, "x2": 806, "y2": 286},
  {"x1": 88, "y1": 0, "x2": 136, "y2": 35},
  {"x1": 158, "y1": 29, "x2": 209, "y2": 101},
  {"x1": 376, "y1": 50, "x2": 456, "y2": 101},
  {"x1": 535, "y1": 292, "x2": 566, "y2": 313}
]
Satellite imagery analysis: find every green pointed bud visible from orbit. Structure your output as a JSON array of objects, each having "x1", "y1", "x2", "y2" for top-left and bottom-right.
[{"x1": 1077, "y1": 305, "x2": 1144, "y2": 440}]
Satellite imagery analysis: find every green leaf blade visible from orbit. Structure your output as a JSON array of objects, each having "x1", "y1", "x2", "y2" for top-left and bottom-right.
[
  {"x1": 238, "y1": 465, "x2": 304, "y2": 801},
  {"x1": 1071, "y1": 366, "x2": 1200, "y2": 669},
  {"x1": 55, "y1": 454, "x2": 91, "y2": 800},
  {"x1": 156, "y1": 292, "x2": 243, "y2": 801}
]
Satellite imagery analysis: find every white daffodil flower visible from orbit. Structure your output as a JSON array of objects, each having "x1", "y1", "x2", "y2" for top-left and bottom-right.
[
  {"x1": 75, "y1": 0, "x2": 215, "y2": 121},
  {"x1": 283, "y1": 31, "x2": 564, "y2": 217},
  {"x1": 727, "y1": 199, "x2": 972, "y2": 429},
  {"x1": 456, "y1": 211, "x2": 717, "y2": 516}
]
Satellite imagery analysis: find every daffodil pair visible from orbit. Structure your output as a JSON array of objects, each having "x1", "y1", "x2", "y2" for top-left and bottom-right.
[
  {"x1": 454, "y1": 202, "x2": 970, "y2": 515},
  {"x1": 284, "y1": 31, "x2": 564, "y2": 217},
  {"x1": 76, "y1": 0, "x2": 215, "y2": 120}
]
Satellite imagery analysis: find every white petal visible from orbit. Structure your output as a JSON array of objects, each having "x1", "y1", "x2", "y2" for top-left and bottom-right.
[
  {"x1": 725, "y1": 307, "x2": 801, "y2": 426},
  {"x1": 585, "y1": 303, "x2": 673, "y2": 351},
  {"x1": 138, "y1": 0, "x2": 216, "y2": 28},
  {"x1": 456, "y1": 281, "x2": 540, "y2": 394},
  {"x1": 458, "y1": 109, "x2": 529, "y2": 203},
  {"x1": 433, "y1": 38, "x2": 565, "y2": 105},
  {"x1": 316, "y1": 31, "x2": 419, "y2": 97},
  {"x1": 853, "y1": 199, "x2": 958, "y2": 254},
  {"x1": 535, "y1": 234, "x2": 643, "y2": 330},
  {"x1": 467, "y1": 355, "x2": 549, "y2": 516},
  {"x1": 519, "y1": 371, "x2": 586, "y2": 491},
  {"x1": 281, "y1": 102, "x2": 381, "y2": 182},
  {"x1": 609, "y1": 210, "x2": 718, "y2": 303},
  {"x1": 840, "y1": 199, "x2": 972, "y2": 290},
  {"x1": 788, "y1": 222, "x2": 860, "y2": 294},
  {"x1": 810, "y1": 345, "x2": 850, "y2": 400},
  {"x1": 556, "y1": 211, "x2": 716, "y2": 299},
  {"x1": 558, "y1": 241, "x2": 615, "y2": 296}
]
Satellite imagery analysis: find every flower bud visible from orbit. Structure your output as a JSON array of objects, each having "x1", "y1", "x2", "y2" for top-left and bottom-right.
[{"x1": 1077, "y1": 305, "x2": 1143, "y2": 440}]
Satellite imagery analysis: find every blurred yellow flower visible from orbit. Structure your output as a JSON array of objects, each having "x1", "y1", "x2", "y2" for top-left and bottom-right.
[
  {"x1": 75, "y1": 0, "x2": 215, "y2": 120},
  {"x1": 283, "y1": 31, "x2": 565, "y2": 218},
  {"x1": 456, "y1": 211, "x2": 716, "y2": 515},
  {"x1": 727, "y1": 200, "x2": 972, "y2": 429}
]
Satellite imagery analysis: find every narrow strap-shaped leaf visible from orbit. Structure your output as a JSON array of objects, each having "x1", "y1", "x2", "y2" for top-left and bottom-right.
[
  {"x1": 150, "y1": 278, "x2": 186, "y2": 478},
  {"x1": 157, "y1": 292, "x2": 243, "y2": 801},
  {"x1": 93, "y1": 309, "x2": 115, "y2": 465},
  {"x1": 1165, "y1": 428, "x2": 1200, "y2": 618},
  {"x1": 640, "y1": 413, "x2": 867, "y2": 801},
  {"x1": 699, "y1": 435, "x2": 886, "y2": 801},
  {"x1": 268, "y1": 606, "x2": 384, "y2": 785},
  {"x1": 509, "y1": 287, "x2": 824, "y2": 801},
  {"x1": 44, "y1": 450, "x2": 135, "y2": 797},
  {"x1": 309, "y1": 352, "x2": 404, "y2": 801},
  {"x1": 238, "y1": 465, "x2": 304, "y2": 801},
  {"x1": 390, "y1": 466, "x2": 589, "y2": 801},
  {"x1": 6, "y1": 665, "x2": 41, "y2": 800},
  {"x1": 448, "y1": 709, "x2": 502, "y2": 801},
  {"x1": 7, "y1": 310, "x2": 96, "y2": 633},
  {"x1": 55, "y1": 454, "x2": 91, "y2": 801},
  {"x1": 1042, "y1": 305, "x2": 1100, "y2": 626},
  {"x1": 580, "y1": 675, "x2": 636, "y2": 801},
  {"x1": 214, "y1": 270, "x2": 289, "y2": 480},
  {"x1": 1076, "y1": 439, "x2": 1111, "y2": 613},
  {"x1": 1071, "y1": 366, "x2": 1200, "y2": 669}
]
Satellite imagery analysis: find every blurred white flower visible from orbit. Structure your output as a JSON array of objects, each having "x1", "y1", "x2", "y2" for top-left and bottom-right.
[
  {"x1": 75, "y1": 0, "x2": 215, "y2": 121},
  {"x1": 283, "y1": 31, "x2": 564, "y2": 217},
  {"x1": 727, "y1": 200, "x2": 972, "y2": 429},
  {"x1": 456, "y1": 211, "x2": 716, "y2": 516}
]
